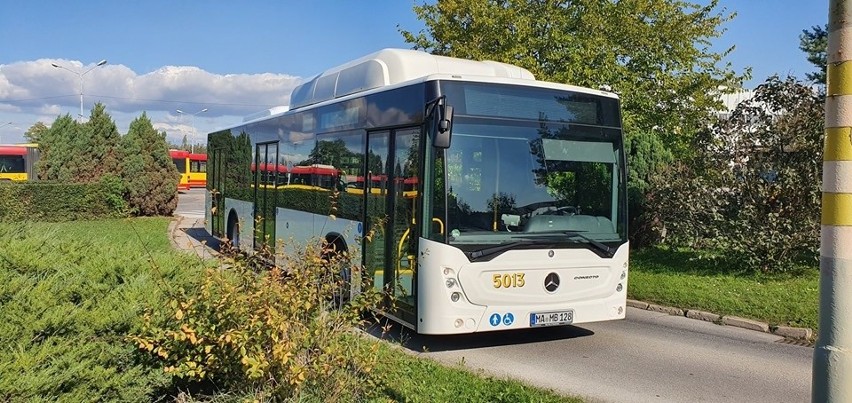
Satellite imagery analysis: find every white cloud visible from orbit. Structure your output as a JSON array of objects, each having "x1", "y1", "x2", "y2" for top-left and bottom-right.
[
  {"x1": 0, "y1": 59, "x2": 303, "y2": 145},
  {"x1": 0, "y1": 59, "x2": 301, "y2": 118}
]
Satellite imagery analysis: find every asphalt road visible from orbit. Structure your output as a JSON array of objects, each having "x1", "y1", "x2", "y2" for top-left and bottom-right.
[
  {"x1": 175, "y1": 188, "x2": 206, "y2": 219},
  {"x1": 370, "y1": 308, "x2": 812, "y2": 403},
  {"x1": 174, "y1": 190, "x2": 813, "y2": 402}
]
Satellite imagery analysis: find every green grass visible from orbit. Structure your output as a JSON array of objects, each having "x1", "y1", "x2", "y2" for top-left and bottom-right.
[
  {"x1": 371, "y1": 342, "x2": 578, "y2": 403},
  {"x1": 629, "y1": 246, "x2": 819, "y2": 331},
  {"x1": 0, "y1": 218, "x2": 580, "y2": 402}
]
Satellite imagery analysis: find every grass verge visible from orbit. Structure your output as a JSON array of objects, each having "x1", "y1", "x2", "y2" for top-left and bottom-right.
[{"x1": 629, "y1": 246, "x2": 819, "y2": 331}]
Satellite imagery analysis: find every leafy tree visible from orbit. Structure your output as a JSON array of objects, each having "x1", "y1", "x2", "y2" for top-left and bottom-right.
[
  {"x1": 799, "y1": 24, "x2": 827, "y2": 84},
  {"x1": 121, "y1": 113, "x2": 180, "y2": 216},
  {"x1": 401, "y1": 0, "x2": 749, "y2": 153},
  {"x1": 23, "y1": 122, "x2": 48, "y2": 144},
  {"x1": 301, "y1": 139, "x2": 353, "y2": 167},
  {"x1": 650, "y1": 76, "x2": 823, "y2": 272}
]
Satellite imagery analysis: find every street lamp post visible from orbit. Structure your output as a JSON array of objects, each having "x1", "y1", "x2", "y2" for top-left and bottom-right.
[
  {"x1": 0, "y1": 122, "x2": 12, "y2": 144},
  {"x1": 51, "y1": 59, "x2": 107, "y2": 122},
  {"x1": 176, "y1": 108, "x2": 208, "y2": 152}
]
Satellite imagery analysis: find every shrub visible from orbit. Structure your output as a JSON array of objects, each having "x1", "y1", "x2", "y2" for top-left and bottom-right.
[
  {"x1": 131, "y1": 240, "x2": 384, "y2": 402},
  {"x1": 649, "y1": 76, "x2": 823, "y2": 272},
  {"x1": 121, "y1": 113, "x2": 180, "y2": 216},
  {"x1": 0, "y1": 219, "x2": 200, "y2": 401},
  {"x1": 0, "y1": 181, "x2": 127, "y2": 221},
  {"x1": 625, "y1": 130, "x2": 674, "y2": 247}
]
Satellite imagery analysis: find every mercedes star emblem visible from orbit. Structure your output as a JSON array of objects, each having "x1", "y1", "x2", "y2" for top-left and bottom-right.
[{"x1": 544, "y1": 272, "x2": 560, "y2": 293}]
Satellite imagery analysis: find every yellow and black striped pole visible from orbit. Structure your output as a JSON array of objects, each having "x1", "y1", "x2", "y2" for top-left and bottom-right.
[{"x1": 814, "y1": 1, "x2": 852, "y2": 401}]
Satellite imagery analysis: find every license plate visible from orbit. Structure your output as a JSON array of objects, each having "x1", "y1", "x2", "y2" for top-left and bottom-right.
[{"x1": 530, "y1": 310, "x2": 574, "y2": 327}]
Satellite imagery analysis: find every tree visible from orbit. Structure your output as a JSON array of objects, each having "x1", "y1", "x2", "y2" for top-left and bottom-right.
[
  {"x1": 121, "y1": 113, "x2": 180, "y2": 216},
  {"x1": 301, "y1": 139, "x2": 353, "y2": 167},
  {"x1": 400, "y1": 0, "x2": 748, "y2": 154},
  {"x1": 799, "y1": 24, "x2": 827, "y2": 84},
  {"x1": 650, "y1": 76, "x2": 823, "y2": 272},
  {"x1": 35, "y1": 114, "x2": 78, "y2": 181},
  {"x1": 23, "y1": 122, "x2": 48, "y2": 144},
  {"x1": 78, "y1": 103, "x2": 123, "y2": 182}
]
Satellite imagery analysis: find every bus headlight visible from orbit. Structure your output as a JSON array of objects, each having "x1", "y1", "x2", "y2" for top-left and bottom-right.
[
  {"x1": 443, "y1": 267, "x2": 454, "y2": 276},
  {"x1": 616, "y1": 283, "x2": 623, "y2": 292},
  {"x1": 451, "y1": 292, "x2": 461, "y2": 302},
  {"x1": 446, "y1": 278, "x2": 457, "y2": 288},
  {"x1": 620, "y1": 271, "x2": 626, "y2": 280}
]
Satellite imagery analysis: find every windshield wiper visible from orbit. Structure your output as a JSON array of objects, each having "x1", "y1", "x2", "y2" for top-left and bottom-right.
[
  {"x1": 513, "y1": 231, "x2": 615, "y2": 258},
  {"x1": 467, "y1": 240, "x2": 537, "y2": 262}
]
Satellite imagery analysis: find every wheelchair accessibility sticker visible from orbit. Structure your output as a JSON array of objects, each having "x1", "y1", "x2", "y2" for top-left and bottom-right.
[{"x1": 489, "y1": 312, "x2": 515, "y2": 327}]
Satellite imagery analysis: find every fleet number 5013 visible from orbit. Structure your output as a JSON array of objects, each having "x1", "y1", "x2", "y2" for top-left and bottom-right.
[{"x1": 492, "y1": 273, "x2": 525, "y2": 288}]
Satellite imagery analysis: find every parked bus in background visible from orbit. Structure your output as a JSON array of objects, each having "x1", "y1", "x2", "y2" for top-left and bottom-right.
[
  {"x1": 170, "y1": 149, "x2": 191, "y2": 190},
  {"x1": 0, "y1": 145, "x2": 39, "y2": 182},
  {"x1": 206, "y1": 49, "x2": 628, "y2": 335},
  {"x1": 188, "y1": 153, "x2": 207, "y2": 188},
  {"x1": 170, "y1": 150, "x2": 208, "y2": 190}
]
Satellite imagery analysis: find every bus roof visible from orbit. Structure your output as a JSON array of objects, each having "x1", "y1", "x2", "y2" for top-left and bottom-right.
[
  {"x1": 189, "y1": 153, "x2": 207, "y2": 161},
  {"x1": 221, "y1": 49, "x2": 619, "y2": 130},
  {"x1": 169, "y1": 149, "x2": 190, "y2": 158},
  {"x1": 0, "y1": 146, "x2": 27, "y2": 156},
  {"x1": 290, "y1": 48, "x2": 537, "y2": 110}
]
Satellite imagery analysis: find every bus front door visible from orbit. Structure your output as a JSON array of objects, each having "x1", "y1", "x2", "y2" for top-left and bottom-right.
[{"x1": 365, "y1": 128, "x2": 419, "y2": 327}]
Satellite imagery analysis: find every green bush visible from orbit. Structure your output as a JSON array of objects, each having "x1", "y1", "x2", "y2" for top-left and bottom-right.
[
  {"x1": 132, "y1": 240, "x2": 384, "y2": 402},
  {"x1": 0, "y1": 181, "x2": 127, "y2": 222},
  {"x1": 625, "y1": 130, "x2": 674, "y2": 247},
  {"x1": 0, "y1": 219, "x2": 201, "y2": 402},
  {"x1": 121, "y1": 113, "x2": 180, "y2": 216}
]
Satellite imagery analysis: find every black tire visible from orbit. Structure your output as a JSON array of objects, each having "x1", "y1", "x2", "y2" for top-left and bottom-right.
[
  {"x1": 227, "y1": 212, "x2": 240, "y2": 249},
  {"x1": 323, "y1": 235, "x2": 351, "y2": 307}
]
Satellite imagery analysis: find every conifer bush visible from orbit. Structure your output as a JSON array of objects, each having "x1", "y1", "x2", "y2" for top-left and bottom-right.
[{"x1": 121, "y1": 113, "x2": 180, "y2": 216}]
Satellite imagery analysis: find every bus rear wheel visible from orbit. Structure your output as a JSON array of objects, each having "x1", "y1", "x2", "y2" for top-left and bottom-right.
[
  {"x1": 227, "y1": 212, "x2": 240, "y2": 249},
  {"x1": 323, "y1": 235, "x2": 351, "y2": 307}
]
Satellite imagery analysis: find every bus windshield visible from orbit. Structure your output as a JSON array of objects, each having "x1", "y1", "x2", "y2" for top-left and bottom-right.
[{"x1": 442, "y1": 118, "x2": 626, "y2": 249}]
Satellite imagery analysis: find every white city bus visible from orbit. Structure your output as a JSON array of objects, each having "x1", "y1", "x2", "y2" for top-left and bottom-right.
[{"x1": 206, "y1": 49, "x2": 628, "y2": 335}]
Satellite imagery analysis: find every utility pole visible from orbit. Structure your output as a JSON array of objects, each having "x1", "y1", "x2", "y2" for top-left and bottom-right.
[{"x1": 813, "y1": 1, "x2": 852, "y2": 401}]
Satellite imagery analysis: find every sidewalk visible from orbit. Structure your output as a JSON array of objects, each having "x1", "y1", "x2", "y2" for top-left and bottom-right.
[{"x1": 168, "y1": 215, "x2": 221, "y2": 260}]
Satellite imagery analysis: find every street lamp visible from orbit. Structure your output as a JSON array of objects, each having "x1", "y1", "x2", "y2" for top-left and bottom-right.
[
  {"x1": 176, "y1": 108, "x2": 208, "y2": 152},
  {"x1": 51, "y1": 59, "x2": 107, "y2": 122},
  {"x1": 0, "y1": 122, "x2": 12, "y2": 144}
]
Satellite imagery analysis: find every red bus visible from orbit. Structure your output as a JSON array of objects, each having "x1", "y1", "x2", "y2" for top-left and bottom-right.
[
  {"x1": 170, "y1": 150, "x2": 208, "y2": 190},
  {"x1": 188, "y1": 153, "x2": 207, "y2": 188},
  {"x1": 0, "y1": 145, "x2": 38, "y2": 182}
]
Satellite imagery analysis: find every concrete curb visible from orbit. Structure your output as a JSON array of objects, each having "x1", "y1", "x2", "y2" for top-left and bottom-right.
[{"x1": 627, "y1": 298, "x2": 814, "y2": 343}]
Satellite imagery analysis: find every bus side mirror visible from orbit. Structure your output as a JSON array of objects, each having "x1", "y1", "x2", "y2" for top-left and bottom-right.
[{"x1": 434, "y1": 105, "x2": 453, "y2": 149}]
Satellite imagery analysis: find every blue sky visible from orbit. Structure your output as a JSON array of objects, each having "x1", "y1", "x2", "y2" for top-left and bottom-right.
[{"x1": 0, "y1": 0, "x2": 829, "y2": 145}]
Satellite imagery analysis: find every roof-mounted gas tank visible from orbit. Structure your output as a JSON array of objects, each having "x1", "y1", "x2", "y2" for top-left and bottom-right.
[{"x1": 288, "y1": 48, "x2": 535, "y2": 110}]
